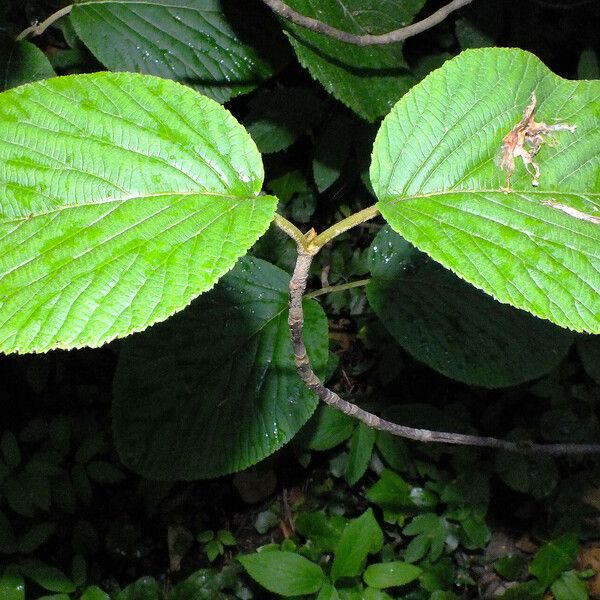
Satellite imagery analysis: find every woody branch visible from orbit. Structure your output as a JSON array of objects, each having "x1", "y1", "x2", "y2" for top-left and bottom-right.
[
  {"x1": 261, "y1": 0, "x2": 474, "y2": 45},
  {"x1": 285, "y1": 233, "x2": 600, "y2": 456}
]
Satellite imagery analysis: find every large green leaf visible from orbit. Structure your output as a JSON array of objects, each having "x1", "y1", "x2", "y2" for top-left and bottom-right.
[
  {"x1": 371, "y1": 48, "x2": 600, "y2": 333},
  {"x1": 238, "y1": 550, "x2": 325, "y2": 596},
  {"x1": 112, "y1": 257, "x2": 328, "y2": 479},
  {"x1": 280, "y1": 0, "x2": 424, "y2": 121},
  {"x1": 70, "y1": 0, "x2": 285, "y2": 103},
  {"x1": 0, "y1": 72, "x2": 277, "y2": 353},
  {"x1": 0, "y1": 39, "x2": 55, "y2": 91},
  {"x1": 367, "y1": 226, "x2": 574, "y2": 387}
]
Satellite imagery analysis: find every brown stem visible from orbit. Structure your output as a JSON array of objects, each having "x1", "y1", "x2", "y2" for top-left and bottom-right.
[
  {"x1": 290, "y1": 251, "x2": 600, "y2": 456},
  {"x1": 16, "y1": 5, "x2": 73, "y2": 41},
  {"x1": 261, "y1": 0, "x2": 473, "y2": 46}
]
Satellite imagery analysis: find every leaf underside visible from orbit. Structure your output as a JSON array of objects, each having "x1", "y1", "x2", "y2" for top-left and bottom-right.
[
  {"x1": 372, "y1": 48, "x2": 600, "y2": 333},
  {"x1": 0, "y1": 72, "x2": 277, "y2": 353},
  {"x1": 112, "y1": 257, "x2": 328, "y2": 480}
]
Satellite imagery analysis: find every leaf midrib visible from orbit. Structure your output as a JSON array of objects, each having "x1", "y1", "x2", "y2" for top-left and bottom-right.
[
  {"x1": 381, "y1": 188, "x2": 600, "y2": 199},
  {"x1": 381, "y1": 189, "x2": 600, "y2": 248},
  {"x1": 0, "y1": 190, "x2": 260, "y2": 224},
  {"x1": 77, "y1": 0, "x2": 222, "y2": 10}
]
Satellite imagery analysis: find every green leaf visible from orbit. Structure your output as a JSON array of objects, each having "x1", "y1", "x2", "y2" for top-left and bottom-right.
[
  {"x1": 254, "y1": 510, "x2": 279, "y2": 535},
  {"x1": 331, "y1": 509, "x2": 384, "y2": 582},
  {"x1": 540, "y1": 408, "x2": 590, "y2": 442},
  {"x1": 578, "y1": 49, "x2": 599, "y2": 80},
  {"x1": 279, "y1": 0, "x2": 423, "y2": 121},
  {"x1": 71, "y1": 554, "x2": 87, "y2": 587},
  {"x1": 363, "y1": 561, "x2": 421, "y2": 589},
  {"x1": 430, "y1": 593, "x2": 461, "y2": 600},
  {"x1": 295, "y1": 511, "x2": 345, "y2": 553},
  {"x1": 494, "y1": 554, "x2": 526, "y2": 580},
  {"x1": 0, "y1": 567, "x2": 24, "y2": 600},
  {"x1": 245, "y1": 87, "x2": 322, "y2": 153},
  {"x1": 217, "y1": 530, "x2": 236, "y2": 546},
  {"x1": 345, "y1": 422, "x2": 375, "y2": 485},
  {"x1": 500, "y1": 580, "x2": 546, "y2": 600},
  {"x1": 113, "y1": 257, "x2": 328, "y2": 479},
  {"x1": 0, "y1": 39, "x2": 55, "y2": 91},
  {"x1": 495, "y1": 435, "x2": 558, "y2": 499},
  {"x1": 0, "y1": 511, "x2": 17, "y2": 553},
  {"x1": 114, "y1": 577, "x2": 160, "y2": 600},
  {"x1": 316, "y1": 583, "x2": 340, "y2": 600},
  {"x1": 403, "y1": 513, "x2": 447, "y2": 563},
  {"x1": 296, "y1": 405, "x2": 355, "y2": 451},
  {"x1": 459, "y1": 513, "x2": 490, "y2": 549},
  {"x1": 371, "y1": 48, "x2": 600, "y2": 333},
  {"x1": 71, "y1": 465, "x2": 92, "y2": 505},
  {"x1": 51, "y1": 474, "x2": 77, "y2": 514},
  {"x1": 374, "y1": 432, "x2": 410, "y2": 473},
  {"x1": 17, "y1": 522, "x2": 56, "y2": 554},
  {"x1": 75, "y1": 433, "x2": 105, "y2": 464},
  {"x1": 529, "y1": 533, "x2": 578, "y2": 587},
  {"x1": 366, "y1": 469, "x2": 414, "y2": 513},
  {"x1": 1, "y1": 432, "x2": 21, "y2": 469},
  {"x1": 238, "y1": 550, "x2": 325, "y2": 596},
  {"x1": 419, "y1": 557, "x2": 456, "y2": 593},
  {"x1": 86, "y1": 461, "x2": 125, "y2": 483},
  {"x1": 168, "y1": 568, "x2": 229, "y2": 600},
  {"x1": 368, "y1": 226, "x2": 574, "y2": 386},
  {"x1": 22, "y1": 471, "x2": 52, "y2": 512},
  {"x1": 18, "y1": 559, "x2": 75, "y2": 593},
  {"x1": 577, "y1": 336, "x2": 600, "y2": 383},
  {"x1": 364, "y1": 590, "x2": 394, "y2": 600},
  {"x1": 70, "y1": 0, "x2": 284, "y2": 104},
  {"x1": 3, "y1": 477, "x2": 35, "y2": 517},
  {"x1": 81, "y1": 587, "x2": 110, "y2": 600},
  {"x1": 0, "y1": 72, "x2": 277, "y2": 353},
  {"x1": 205, "y1": 539, "x2": 222, "y2": 562},
  {"x1": 550, "y1": 570, "x2": 588, "y2": 600},
  {"x1": 455, "y1": 18, "x2": 495, "y2": 49},
  {"x1": 313, "y1": 114, "x2": 354, "y2": 192}
]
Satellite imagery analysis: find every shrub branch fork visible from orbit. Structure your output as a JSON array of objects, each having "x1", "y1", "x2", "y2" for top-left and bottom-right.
[{"x1": 276, "y1": 211, "x2": 600, "y2": 456}]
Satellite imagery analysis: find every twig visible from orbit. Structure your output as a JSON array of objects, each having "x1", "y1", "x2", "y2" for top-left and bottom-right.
[
  {"x1": 273, "y1": 213, "x2": 310, "y2": 250},
  {"x1": 289, "y1": 251, "x2": 600, "y2": 455},
  {"x1": 261, "y1": 0, "x2": 473, "y2": 46},
  {"x1": 309, "y1": 205, "x2": 380, "y2": 252},
  {"x1": 16, "y1": 5, "x2": 73, "y2": 41},
  {"x1": 305, "y1": 278, "x2": 370, "y2": 300}
]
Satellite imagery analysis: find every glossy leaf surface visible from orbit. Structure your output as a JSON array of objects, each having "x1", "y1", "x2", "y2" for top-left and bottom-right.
[
  {"x1": 113, "y1": 257, "x2": 328, "y2": 479},
  {"x1": 0, "y1": 39, "x2": 55, "y2": 91},
  {"x1": 280, "y1": 0, "x2": 423, "y2": 121},
  {"x1": 367, "y1": 226, "x2": 574, "y2": 387},
  {"x1": 71, "y1": 0, "x2": 283, "y2": 103}
]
